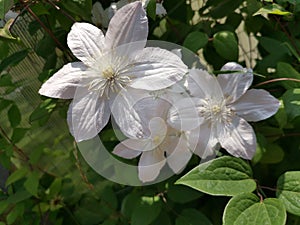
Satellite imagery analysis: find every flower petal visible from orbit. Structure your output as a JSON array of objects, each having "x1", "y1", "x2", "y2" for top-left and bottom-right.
[
  {"x1": 149, "y1": 117, "x2": 168, "y2": 140},
  {"x1": 67, "y1": 22, "x2": 105, "y2": 66},
  {"x1": 126, "y1": 47, "x2": 188, "y2": 90},
  {"x1": 38, "y1": 62, "x2": 88, "y2": 99},
  {"x1": 217, "y1": 62, "x2": 253, "y2": 103},
  {"x1": 110, "y1": 87, "x2": 149, "y2": 138},
  {"x1": 105, "y1": 1, "x2": 148, "y2": 49},
  {"x1": 187, "y1": 123, "x2": 216, "y2": 158},
  {"x1": 138, "y1": 150, "x2": 166, "y2": 182},
  {"x1": 168, "y1": 97, "x2": 204, "y2": 131},
  {"x1": 187, "y1": 69, "x2": 223, "y2": 99},
  {"x1": 220, "y1": 116, "x2": 256, "y2": 159},
  {"x1": 165, "y1": 135, "x2": 192, "y2": 173},
  {"x1": 113, "y1": 141, "x2": 143, "y2": 159},
  {"x1": 67, "y1": 87, "x2": 110, "y2": 142},
  {"x1": 115, "y1": 138, "x2": 153, "y2": 152},
  {"x1": 231, "y1": 89, "x2": 280, "y2": 122}
]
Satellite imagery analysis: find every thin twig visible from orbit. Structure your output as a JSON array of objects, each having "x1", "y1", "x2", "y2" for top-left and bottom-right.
[
  {"x1": 44, "y1": 0, "x2": 76, "y2": 23},
  {"x1": 253, "y1": 77, "x2": 300, "y2": 87},
  {"x1": 73, "y1": 142, "x2": 94, "y2": 190},
  {"x1": 273, "y1": 15, "x2": 300, "y2": 58}
]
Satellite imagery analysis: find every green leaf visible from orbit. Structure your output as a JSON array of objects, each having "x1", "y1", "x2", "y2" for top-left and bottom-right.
[
  {"x1": 254, "y1": 3, "x2": 292, "y2": 16},
  {"x1": 47, "y1": 178, "x2": 62, "y2": 197},
  {"x1": 0, "y1": 18, "x2": 16, "y2": 40},
  {"x1": 121, "y1": 192, "x2": 140, "y2": 218},
  {"x1": 277, "y1": 171, "x2": 300, "y2": 216},
  {"x1": 176, "y1": 208, "x2": 213, "y2": 225},
  {"x1": 0, "y1": 40, "x2": 9, "y2": 59},
  {"x1": 29, "y1": 99, "x2": 56, "y2": 123},
  {"x1": 167, "y1": 184, "x2": 203, "y2": 203},
  {"x1": 183, "y1": 31, "x2": 208, "y2": 52},
  {"x1": 24, "y1": 171, "x2": 39, "y2": 196},
  {"x1": 131, "y1": 196, "x2": 162, "y2": 225},
  {"x1": 60, "y1": 0, "x2": 92, "y2": 21},
  {"x1": 5, "y1": 167, "x2": 28, "y2": 186},
  {"x1": 213, "y1": 31, "x2": 238, "y2": 61},
  {"x1": 11, "y1": 128, "x2": 28, "y2": 144},
  {"x1": 176, "y1": 156, "x2": 256, "y2": 196},
  {"x1": 8, "y1": 104, "x2": 21, "y2": 128},
  {"x1": 0, "y1": 49, "x2": 28, "y2": 72},
  {"x1": 209, "y1": 0, "x2": 244, "y2": 18},
  {"x1": 0, "y1": 74, "x2": 13, "y2": 87},
  {"x1": 276, "y1": 62, "x2": 300, "y2": 89},
  {"x1": 0, "y1": 0, "x2": 13, "y2": 19},
  {"x1": 282, "y1": 88, "x2": 300, "y2": 121},
  {"x1": 6, "y1": 203, "x2": 24, "y2": 225},
  {"x1": 6, "y1": 190, "x2": 31, "y2": 204},
  {"x1": 223, "y1": 193, "x2": 286, "y2": 225},
  {"x1": 253, "y1": 134, "x2": 284, "y2": 164},
  {"x1": 0, "y1": 98, "x2": 12, "y2": 111},
  {"x1": 146, "y1": 0, "x2": 156, "y2": 21},
  {"x1": 0, "y1": 200, "x2": 8, "y2": 215}
]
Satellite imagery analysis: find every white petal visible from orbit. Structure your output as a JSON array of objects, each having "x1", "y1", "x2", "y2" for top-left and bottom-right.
[
  {"x1": 38, "y1": 62, "x2": 88, "y2": 99},
  {"x1": 110, "y1": 87, "x2": 149, "y2": 138},
  {"x1": 156, "y1": 3, "x2": 167, "y2": 17},
  {"x1": 133, "y1": 97, "x2": 171, "y2": 134},
  {"x1": 187, "y1": 123, "x2": 216, "y2": 158},
  {"x1": 67, "y1": 22, "x2": 105, "y2": 66},
  {"x1": 149, "y1": 117, "x2": 168, "y2": 140},
  {"x1": 168, "y1": 97, "x2": 204, "y2": 131},
  {"x1": 165, "y1": 135, "x2": 192, "y2": 173},
  {"x1": 187, "y1": 69, "x2": 223, "y2": 99},
  {"x1": 231, "y1": 89, "x2": 280, "y2": 122},
  {"x1": 113, "y1": 141, "x2": 142, "y2": 159},
  {"x1": 67, "y1": 87, "x2": 110, "y2": 142},
  {"x1": 105, "y1": 1, "x2": 148, "y2": 49},
  {"x1": 138, "y1": 150, "x2": 166, "y2": 182},
  {"x1": 115, "y1": 138, "x2": 153, "y2": 152},
  {"x1": 220, "y1": 116, "x2": 256, "y2": 159},
  {"x1": 91, "y1": 2, "x2": 109, "y2": 28},
  {"x1": 218, "y1": 62, "x2": 253, "y2": 103},
  {"x1": 126, "y1": 47, "x2": 188, "y2": 90}
]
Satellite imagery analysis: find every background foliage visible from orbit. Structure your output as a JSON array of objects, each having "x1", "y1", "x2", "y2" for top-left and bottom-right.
[{"x1": 0, "y1": 0, "x2": 300, "y2": 224}]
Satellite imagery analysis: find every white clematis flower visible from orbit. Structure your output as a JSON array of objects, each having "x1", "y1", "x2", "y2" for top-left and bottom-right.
[
  {"x1": 39, "y1": 2, "x2": 187, "y2": 142},
  {"x1": 91, "y1": 0, "x2": 167, "y2": 28},
  {"x1": 113, "y1": 97, "x2": 193, "y2": 183},
  {"x1": 168, "y1": 62, "x2": 280, "y2": 159}
]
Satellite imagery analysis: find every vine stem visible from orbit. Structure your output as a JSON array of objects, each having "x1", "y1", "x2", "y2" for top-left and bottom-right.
[
  {"x1": 253, "y1": 77, "x2": 300, "y2": 87},
  {"x1": 73, "y1": 142, "x2": 94, "y2": 190},
  {"x1": 273, "y1": 15, "x2": 300, "y2": 58},
  {"x1": 260, "y1": 186, "x2": 278, "y2": 192},
  {"x1": 44, "y1": 0, "x2": 76, "y2": 23}
]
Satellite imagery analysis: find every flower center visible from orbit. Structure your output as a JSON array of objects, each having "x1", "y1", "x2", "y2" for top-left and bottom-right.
[
  {"x1": 88, "y1": 65, "x2": 131, "y2": 97},
  {"x1": 198, "y1": 98, "x2": 234, "y2": 125},
  {"x1": 102, "y1": 66, "x2": 115, "y2": 80}
]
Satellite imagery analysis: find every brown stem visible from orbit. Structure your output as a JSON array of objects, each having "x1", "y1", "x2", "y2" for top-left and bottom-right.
[
  {"x1": 26, "y1": 6, "x2": 65, "y2": 51},
  {"x1": 0, "y1": 126, "x2": 30, "y2": 162},
  {"x1": 260, "y1": 186, "x2": 277, "y2": 192},
  {"x1": 73, "y1": 142, "x2": 94, "y2": 190},
  {"x1": 253, "y1": 77, "x2": 300, "y2": 87},
  {"x1": 44, "y1": 0, "x2": 76, "y2": 23},
  {"x1": 273, "y1": 15, "x2": 300, "y2": 58}
]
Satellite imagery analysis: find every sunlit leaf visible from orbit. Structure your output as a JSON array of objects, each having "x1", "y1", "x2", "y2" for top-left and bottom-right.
[
  {"x1": 213, "y1": 31, "x2": 238, "y2": 61},
  {"x1": 176, "y1": 156, "x2": 256, "y2": 196},
  {"x1": 277, "y1": 171, "x2": 300, "y2": 216},
  {"x1": 254, "y1": 3, "x2": 292, "y2": 16},
  {"x1": 223, "y1": 193, "x2": 286, "y2": 225}
]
